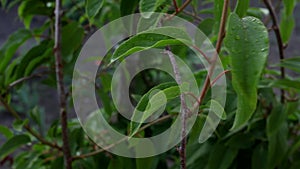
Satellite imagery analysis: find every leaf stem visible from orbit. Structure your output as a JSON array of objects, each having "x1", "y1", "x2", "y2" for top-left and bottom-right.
[
  {"x1": 263, "y1": 0, "x2": 286, "y2": 103},
  {"x1": 0, "y1": 95, "x2": 62, "y2": 151},
  {"x1": 54, "y1": 0, "x2": 72, "y2": 168}
]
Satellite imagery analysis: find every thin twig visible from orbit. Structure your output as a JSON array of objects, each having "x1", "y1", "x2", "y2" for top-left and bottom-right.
[
  {"x1": 72, "y1": 114, "x2": 176, "y2": 160},
  {"x1": 54, "y1": 0, "x2": 72, "y2": 168},
  {"x1": 172, "y1": 0, "x2": 179, "y2": 13},
  {"x1": 0, "y1": 95, "x2": 62, "y2": 150},
  {"x1": 8, "y1": 72, "x2": 46, "y2": 89},
  {"x1": 174, "y1": 0, "x2": 192, "y2": 15},
  {"x1": 182, "y1": 10, "x2": 203, "y2": 22},
  {"x1": 164, "y1": 46, "x2": 188, "y2": 169},
  {"x1": 166, "y1": 0, "x2": 192, "y2": 20},
  {"x1": 263, "y1": 0, "x2": 286, "y2": 103},
  {"x1": 198, "y1": 0, "x2": 229, "y2": 104},
  {"x1": 210, "y1": 70, "x2": 230, "y2": 87}
]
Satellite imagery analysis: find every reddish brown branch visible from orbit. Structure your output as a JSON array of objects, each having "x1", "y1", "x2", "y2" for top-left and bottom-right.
[
  {"x1": 0, "y1": 95, "x2": 62, "y2": 151},
  {"x1": 263, "y1": 0, "x2": 286, "y2": 103},
  {"x1": 172, "y1": 0, "x2": 179, "y2": 13},
  {"x1": 198, "y1": 0, "x2": 229, "y2": 105},
  {"x1": 54, "y1": 0, "x2": 72, "y2": 168}
]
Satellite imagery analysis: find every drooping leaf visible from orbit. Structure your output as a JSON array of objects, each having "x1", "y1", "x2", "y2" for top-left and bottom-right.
[
  {"x1": 251, "y1": 143, "x2": 268, "y2": 169},
  {"x1": 206, "y1": 143, "x2": 238, "y2": 169},
  {"x1": 120, "y1": 0, "x2": 139, "y2": 16},
  {"x1": 234, "y1": 0, "x2": 249, "y2": 17},
  {"x1": 205, "y1": 99, "x2": 227, "y2": 120},
  {"x1": 109, "y1": 27, "x2": 191, "y2": 64},
  {"x1": 224, "y1": 13, "x2": 269, "y2": 130},
  {"x1": 276, "y1": 56, "x2": 300, "y2": 73},
  {"x1": 0, "y1": 29, "x2": 32, "y2": 73},
  {"x1": 18, "y1": 0, "x2": 53, "y2": 28},
  {"x1": 85, "y1": 0, "x2": 104, "y2": 19},
  {"x1": 5, "y1": 40, "x2": 53, "y2": 86},
  {"x1": 0, "y1": 134, "x2": 31, "y2": 159},
  {"x1": 136, "y1": 157, "x2": 158, "y2": 169},
  {"x1": 61, "y1": 22, "x2": 84, "y2": 62},
  {"x1": 0, "y1": 125, "x2": 13, "y2": 139},
  {"x1": 198, "y1": 18, "x2": 215, "y2": 36},
  {"x1": 129, "y1": 82, "x2": 189, "y2": 137},
  {"x1": 139, "y1": 0, "x2": 167, "y2": 18},
  {"x1": 280, "y1": 0, "x2": 296, "y2": 43}
]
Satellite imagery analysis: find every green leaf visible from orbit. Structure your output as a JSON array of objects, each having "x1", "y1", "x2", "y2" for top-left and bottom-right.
[
  {"x1": 0, "y1": 125, "x2": 13, "y2": 139},
  {"x1": 267, "y1": 106, "x2": 285, "y2": 137},
  {"x1": 5, "y1": 40, "x2": 53, "y2": 86},
  {"x1": 280, "y1": 0, "x2": 296, "y2": 43},
  {"x1": 18, "y1": 0, "x2": 53, "y2": 28},
  {"x1": 139, "y1": 0, "x2": 167, "y2": 18},
  {"x1": 276, "y1": 57, "x2": 300, "y2": 73},
  {"x1": 86, "y1": 0, "x2": 104, "y2": 19},
  {"x1": 13, "y1": 119, "x2": 29, "y2": 132},
  {"x1": 1, "y1": 0, "x2": 7, "y2": 8},
  {"x1": 251, "y1": 144, "x2": 268, "y2": 169},
  {"x1": 110, "y1": 27, "x2": 191, "y2": 64},
  {"x1": 270, "y1": 79, "x2": 300, "y2": 91},
  {"x1": 280, "y1": 14, "x2": 295, "y2": 44},
  {"x1": 206, "y1": 99, "x2": 227, "y2": 120},
  {"x1": 207, "y1": 143, "x2": 238, "y2": 169},
  {"x1": 224, "y1": 13, "x2": 269, "y2": 130},
  {"x1": 0, "y1": 29, "x2": 32, "y2": 73},
  {"x1": 267, "y1": 123, "x2": 288, "y2": 169},
  {"x1": 198, "y1": 18, "x2": 215, "y2": 36},
  {"x1": 107, "y1": 158, "x2": 123, "y2": 169},
  {"x1": 120, "y1": 0, "x2": 139, "y2": 16},
  {"x1": 234, "y1": 0, "x2": 249, "y2": 17},
  {"x1": 0, "y1": 134, "x2": 31, "y2": 159},
  {"x1": 129, "y1": 82, "x2": 187, "y2": 136},
  {"x1": 136, "y1": 157, "x2": 158, "y2": 169},
  {"x1": 62, "y1": 22, "x2": 84, "y2": 62}
]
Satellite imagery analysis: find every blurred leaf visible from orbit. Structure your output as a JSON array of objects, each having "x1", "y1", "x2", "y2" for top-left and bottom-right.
[
  {"x1": 267, "y1": 123, "x2": 288, "y2": 168},
  {"x1": 18, "y1": 0, "x2": 53, "y2": 28},
  {"x1": 13, "y1": 119, "x2": 29, "y2": 132},
  {"x1": 136, "y1": 157, "x2": 158, "y2": 169},
  {"x1": 207, "y1": 143, "x2": 238, "y2": 169},
  {"x1": 224, "y1": 13, "x2": 269, "y2": 130},
  {"x1": 267, "y1": 105, "x2": 285, "y2": 137},
  {"x1": 270, "y1": 79, "x2": 300, "y2": 91},
  {"x1": 120, "y1": 0, "x2": 139, "y2": 16},
  {"x1": 110, "y1": 27, "x2": 191, "y2": 65},
  {"x1": 234, "y1": 0, "x2": 249, "y2": 17},
  {"x1": 198, "y1": 18, "x2": 215, "y2": 36},
  {"x1": 0, "y1": 134, "x2": 31, "y2": 159},
  {"x1": 130, "y1": 82, "x2": 188, "y2": 136},
  {"x1": 86, "y1": 0, "x2": 104, "y2": 19},
  {"x1": 226, "y1": 133, "x2": 254, "y2": 149},
  {"x1": 5, "y1": 40, "x2": 53, "y2": 86},
  {"x1": 1, "y1": 0, "x2": 7, "y2": 8},
  {"x1": 246, "y1": 7, "x2": 268, "y2": 19},
  {"x1": 62, "y1": 22, "x2": 84, "y2": 62},
  {"x1": 276, "y1": 56, "x2": 300, "y2": 73},
  {"x1": 139, "y1": 0, "x2": 167, "y2": 18},
  {"x1": 107, "y1": 157, "x2": 123, "y2": 169},
  {"x1": 280, "y1": 0, "x2": 296, "y2": 43},
  {"x1": 206, "y1": 99, "x2": 227, "y2": 120},
  {"x1": 0, "y1": 29, "x2": 32, "y2": 73},
  {"x1": 251, "y1": 143, "x2": 268, "y2": 169},
  {"x1": 267, "y1": 105, "x2": 288, "y2": 169},
  {"x1": 0, "y1": 125, "x2": 13, "y2": 139}
]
